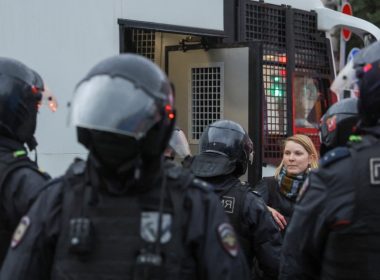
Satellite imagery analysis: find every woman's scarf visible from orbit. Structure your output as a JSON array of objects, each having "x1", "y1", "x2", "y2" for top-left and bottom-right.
[{"x1": 277, "y1": 166, "x2": 308, "y2": 200}]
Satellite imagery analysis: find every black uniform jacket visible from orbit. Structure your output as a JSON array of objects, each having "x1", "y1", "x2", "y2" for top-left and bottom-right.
[
  {"x1": 280, "y1": 130, "x2": 380, "y2": 280},
  {"x1": 0, "y1": 137, "x2": 50, "y2": 266},
  {"x1": 0, "y1": 157, "x2": 250, "y2": 280},
  {"x1": 208, "y1": 176, "x2": 282, "y2": 280}
]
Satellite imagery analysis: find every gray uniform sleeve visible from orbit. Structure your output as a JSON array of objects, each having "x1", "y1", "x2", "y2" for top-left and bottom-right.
[{"x1": 0, "y1": 180, "x2": 63, "y2": 280}]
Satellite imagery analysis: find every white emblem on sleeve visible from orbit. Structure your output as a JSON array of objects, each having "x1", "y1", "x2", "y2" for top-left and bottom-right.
[{"x1": 11, "y1": 216, "x2": 30, "y2": 248}]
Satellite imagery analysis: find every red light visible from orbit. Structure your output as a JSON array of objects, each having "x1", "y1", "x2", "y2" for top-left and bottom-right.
[
  {"x1": 31, "y1": 85, "x2": 39, "y2": 94},
  {"x1": 49, "y1": 102, "x2": 57, "y2": 112},
  {"x1": 165, "y1": 104, "x2": 175, "y2": 120},
  {"x1": 279, "y1": 69, "x2": 287, "y2": 76},
  {"x1": 363, "y1": 63, "x2": 373, "y2": 73},
  {"x1": 279, "y1": 56, "x2": 287, "y2": 64}
]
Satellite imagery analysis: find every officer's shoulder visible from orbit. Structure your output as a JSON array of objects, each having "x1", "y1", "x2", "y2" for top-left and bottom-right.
[
  {"x1": 31, "y1": 175, "x2": 66, "y2": 205},
  {"x1": 250, "y1": 190, "x2": 262, "y2": 197},
  {"x1": 348, "y1": 134, "x2": 378, "y2": 151},
  {"x1": 238, "y1": 181, "x2": 259, "y2": 195},
  {"x1": 319, "y1": 147, "x2": 351, "y2": 167},
  {"x1": 190, "y1": 177, "x2": 213, "y2": 192},
  {"x1": 240, "y1": 180, "x2": 251, "y2": 187},
  {"x1": 165, "y1": 163, "x2": 212, "y2": 192},
  {"x1": 65, "y1": 158, "x2": 86, "y2": 177},
  {"x1": 41, "y1": 176, "x2": 64, "y2": 191}
]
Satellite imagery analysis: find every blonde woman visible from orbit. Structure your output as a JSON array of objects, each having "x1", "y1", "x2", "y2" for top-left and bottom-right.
[{"x1": 254, "y1": 134, "x2": 319, "y2": 232}]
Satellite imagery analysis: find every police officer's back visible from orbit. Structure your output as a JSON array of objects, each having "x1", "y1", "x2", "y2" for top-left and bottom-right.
[
  {"x1": 0, "y1": 58, "x2": 52, "y2": 267},
  {"x1": 279, "y1": 41, "x2": 380, "y2": 280},
  {"x1": 190, "y1": 120, "x2": 282, "y2": 280},
  {"x1": 0, "y1": 54, "x2": 250, "y2": 280}
]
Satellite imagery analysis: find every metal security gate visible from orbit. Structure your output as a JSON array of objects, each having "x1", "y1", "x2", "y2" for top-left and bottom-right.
[
  {"x1": 165, "y1": 43, "x2": 263, "y2": 183},
  {"x1": 239, "y1": 0, "x2": 335, "y2": 166},
  {"x1": 118, "y1": 2, "x2": 337, "y2": 181}
]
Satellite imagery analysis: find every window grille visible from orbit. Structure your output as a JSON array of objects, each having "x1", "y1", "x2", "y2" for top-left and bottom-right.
[
  {"x1": 242, "y1": 1, "x2": 332, "y2": 164},
  {"x1": 132, "y1": 29, "x2": 156, "y2": 61},
  {"x1": 189, "y1": 65, "x2": 224, "y2": 142}
]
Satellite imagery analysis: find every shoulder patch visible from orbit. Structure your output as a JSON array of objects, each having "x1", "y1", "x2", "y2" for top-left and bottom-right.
[
  {"x1": 11, "y1": 216, "x2": 30, "y2": 248},
  {"x1": 217, "y1": 223, "x2": 239, "y2": 258},
  {"x1": 320, "y1": 147, "x2": 350, "y2": 167},
  {"x1": 191, "y1": 178, "x2": 212, "y2": 192}
]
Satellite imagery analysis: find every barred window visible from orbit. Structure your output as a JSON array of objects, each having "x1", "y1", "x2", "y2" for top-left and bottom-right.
[
  {"x1": 190, "y1": 65, "x2": 224, "y2": 142},
  {"x1": 132, "y1": 29, "x2": 156, "y2": 61}
]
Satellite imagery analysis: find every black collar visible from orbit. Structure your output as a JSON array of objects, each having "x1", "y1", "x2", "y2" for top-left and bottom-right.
[{"x1": 0, "y1": 136, "x2": 26, "y2": 152}]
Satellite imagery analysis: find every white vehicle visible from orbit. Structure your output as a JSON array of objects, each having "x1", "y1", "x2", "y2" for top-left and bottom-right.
[{"x1": 0, "y1": 0, "x2": 379, "y2": 183}]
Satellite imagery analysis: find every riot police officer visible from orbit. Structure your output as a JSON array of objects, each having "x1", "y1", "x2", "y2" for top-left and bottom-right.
[
  {"x1": 190, "y1": 120, "x2": 282, "y2": 280},
  {"x1": 0, "y1": 57, "x2": 52, "y2": 268},
  {"x1": 279, "y1": 41, "x2": 380, "y2": 280},
  {"x1": 0, "y1": 54, "x2": 250, "y2": 280}
]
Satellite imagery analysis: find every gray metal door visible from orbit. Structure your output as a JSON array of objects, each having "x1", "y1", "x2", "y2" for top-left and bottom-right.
[{"x1": 166, "y1": 44, "x2": 260, "y2": 182}]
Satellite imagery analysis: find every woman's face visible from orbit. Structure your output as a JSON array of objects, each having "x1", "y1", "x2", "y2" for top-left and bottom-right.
[{"x1": 283, "y1": 140, "x2": 311, "y2": 175}]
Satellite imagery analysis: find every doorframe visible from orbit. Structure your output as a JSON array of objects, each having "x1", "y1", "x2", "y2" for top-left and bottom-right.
[{"x1": 165, "y1": 41, "x2": 264, "y2": 184}]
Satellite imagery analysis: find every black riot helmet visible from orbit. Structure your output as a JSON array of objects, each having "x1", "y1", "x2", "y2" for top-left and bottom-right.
[
  {"x1": 71, "y1": 54, "x2": 175, "y2": 168},
  {"x1": 0, "y1": 57, "x2": 46, "y2": 150},
  {"x1": 319, "y1": 98, "x2": 359, "y2": 156},
  {"x1": 351, "y1": 41, "x2": 380, "y2": 126},
  {"x1": 356, "y1": 59, "x2": 380, "y2": 126},
  {"x1": 191, "y1": 120, "x2": 253, "y2": 177}
]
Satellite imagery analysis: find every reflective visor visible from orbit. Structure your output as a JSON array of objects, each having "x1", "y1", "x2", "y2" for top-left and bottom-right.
[
  {"x1": 169, "y1": 129, "x2": 191, "y2": 158},
  {"x1": 201, "y1": 126, "x2": 245, "y2": 159},
  {"x1": 70, "y1": 75, "x2": 162, "y2": 139}
]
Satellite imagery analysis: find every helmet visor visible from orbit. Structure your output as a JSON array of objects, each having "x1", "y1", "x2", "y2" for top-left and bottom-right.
[
  {"x1": 70, "y1": 75, "x2": 162, "y2": 139},
  {"x1": 201, "y1": 126, "x2": 246, "y2": 159},
  {"x1": 169, "y1": 129, "x2": 191, "y2": 158}
]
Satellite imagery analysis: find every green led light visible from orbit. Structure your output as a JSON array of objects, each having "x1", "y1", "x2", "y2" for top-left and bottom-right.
[{"x1": 269, "y1": 78, "x2": 285, "y2": 97}]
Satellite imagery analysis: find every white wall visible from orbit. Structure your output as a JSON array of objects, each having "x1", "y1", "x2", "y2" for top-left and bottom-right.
[
  {"x1": 123, "y1": 0, "x2": 223, "y2": 31},
  {"x1": 0, "y1": 0, "x2": 224, "y2": 177},
  {"x1": 0, "y1": 0, "x2": 124, "y2": 176}
]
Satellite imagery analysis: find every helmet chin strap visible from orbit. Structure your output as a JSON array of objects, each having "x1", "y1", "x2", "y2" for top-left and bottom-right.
[{"x1": 26, "y1": 136, "x2": 38, "y2": 151}]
